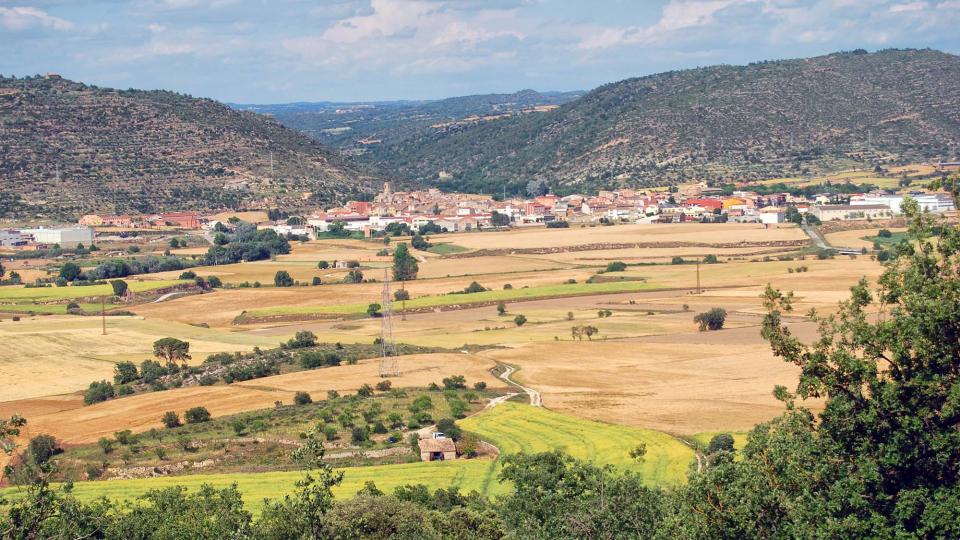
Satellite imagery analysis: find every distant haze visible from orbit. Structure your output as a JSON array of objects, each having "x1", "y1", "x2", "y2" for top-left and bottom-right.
[{"x1": 2, "y1": 1, "x2": 960, "y2": 103}]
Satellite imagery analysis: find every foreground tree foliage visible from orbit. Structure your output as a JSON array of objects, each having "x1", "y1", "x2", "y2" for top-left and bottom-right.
[{"x1": 2, "y1": 192, "x2": 959, "y2": 538}]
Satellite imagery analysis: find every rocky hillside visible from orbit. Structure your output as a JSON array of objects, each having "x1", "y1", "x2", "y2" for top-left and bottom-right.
[
  {"x1": 0, "y1": 76, "x2": 381, "y2": 219},
  {"x1": 353, "y1": 49, "x2": 960, "y2": 194}
]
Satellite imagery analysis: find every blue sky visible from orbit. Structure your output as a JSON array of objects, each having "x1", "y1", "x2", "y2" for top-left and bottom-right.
[{"x1": 2, "y1": 0, "x2": 959, "y2": 103}]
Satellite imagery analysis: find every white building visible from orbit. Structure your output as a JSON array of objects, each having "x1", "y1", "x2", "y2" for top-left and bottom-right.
[
  {"x1": 851, "y1": 194, "x2": 904, "y2": 214},
  {"x1": 913, "y1": 194, "x2": 955, "y2": 213},
  {"x1": 759, "y1": 208, "x2": 786, "y2": 224},
  {"x1": 19, "y1": 227, "x2": 94, "y2": 248},
  {"x1": 0, "y1": 229, "x2": 28, "y2": 248},
  {"x1": 811, "y1": 204, "x2": 893, "y2": 221}
]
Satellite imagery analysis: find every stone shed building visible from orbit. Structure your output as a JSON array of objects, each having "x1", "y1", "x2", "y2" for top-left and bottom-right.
[{"x1": 419, "y1": 437, "x2": 457, "y2": 462}]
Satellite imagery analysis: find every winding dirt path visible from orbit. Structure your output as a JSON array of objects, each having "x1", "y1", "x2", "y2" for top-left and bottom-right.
[{"x1": 496, "y1": 364, "x2": 541, "y2": 406}]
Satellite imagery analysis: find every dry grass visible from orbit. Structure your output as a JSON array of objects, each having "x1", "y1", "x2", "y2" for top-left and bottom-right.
[{"x1": 8, "y1": 353, "x2": 503, "y2": 445}]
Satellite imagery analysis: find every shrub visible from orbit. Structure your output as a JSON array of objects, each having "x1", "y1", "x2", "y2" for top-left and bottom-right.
[
  {"x1": 357, "y1": 384, "x2": 374, "y2": 397},
  {"x1": 284, "y1": 330, "x2": 317, "y2": 349},
  {"x1": 311, "y1": 276, "x2": 322, "y2": 286},
  {"x1": 503, "y1": 283, "x2": 513, "y2": 290},
  {"x1": 436, "y1": 418, "x2": 463, "y2": 440},
  {"x1": 179, "y1": 270, "x2": 197, "y2": 280},
  {"x1": 113, "y1": 430, "x2": 135, "y2": 445},
  {"x1": 206, "y1": 276, "x2": 223, "y2": 288},
  {"x1": 274, "y1": 270, "x2": 294, "y2": 287},
  {"x1": 606, "y1": 261, "x2": 627, "y2": 272},
  {"x1": 474, "y1": 381, "x2": 487, "y2": 391},
  {"x1": 367, "y1": 303, "x2": 382, "y2": 317},
  {"x1": 110, "y1": 279, "x2": 128, "y2": 297},
  {"x1": 113, "y1": 361, "x2": 139, "y2": 385},
  {"x1": 317, "y1": 261, "x2": 329, "y2": 269},
  {"x1": 376, "y1": 380, "x2": 392, "y2": 392},
  {"x1": 98, "y1": 437, "x2": 114, "y2": 454},
  {"x1": 878, "y1": 229, "x2": 893, "y2": 238},
  {"x1": 161, "y1": 411, "x2": 181, "y2": 428},
  {"x1": 294, "y1": 391, "x2": 312, "y2": 405},
  {"x1": 694, "y1": 307, "x2": 727, "y2": 331},
  {"x1": 514, "y1": 314, "x2": 528, "y2": 327},
  {"x1": 83, "y1": 380, "x2": 115, "y2": 405},
  {"x1": 449, "y1": 399, "x2": 468, "y2": 418},
  {"x1": 322, "y1": 424, "x2": 338, "y2": 441},
  {"x1": 708, "y1": 433, "x2": 735, "y2": 454},
  {"x1": 351, "y1": 426, "x2": 369, "y2": 444},
  {"x1": 344, "y1": 269, "x2": 364, "y2": 283},
  {"x1": 464, "y1": 281, "x2": 486, "y2": 293},
  {"x1": 394, "y1": 289, "x2": 410, "y2": 301},
  {"x1": 671, "y1": 256, "x2": 685, "y2": 265},
  {"x1": 300, "y1": 351, "x2": 340, "y2": 369},
  {"x1": 442, "y1": 375, "x2": 467, "y2": 390},
  {"x1": 703, "y1": 254, "x2": 719, "y2": 264},
  {"x1": 184, "y1": 406, "x2": 211, "y2": 424},
  {"x1": 373, "y1": 421, "x2": 388, "y2": 434},
  {"x1": 27, "y1": 434, "x2": 62, "y2": 465}
]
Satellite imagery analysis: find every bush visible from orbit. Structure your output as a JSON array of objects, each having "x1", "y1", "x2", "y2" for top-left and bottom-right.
[
  {"x1": 671, "y1": 256, "x2": 685, "y2": 265},
  {"x1": 449, "y1": 399, "x2": 468, "y2": 418},
  {"x1": 351, "y1": 426, "x2": 369, "y2": 444},
  {"x1": 442, "y1": 375, "x2": 466, "y2": 390},
  {"x1": 367, "y1": 303, "x2": 382, "y2": 317},
  {"x1": 503, "y1": 284, "x2": 513, "y2": 290},
  {"x1": 878, "y1": 229, "x2": 893, "y2": 238},
  {"x1": 110, "y1": 279, "x2": 128, "y2": 297},
  {"x1": 436, "y1": 418, "x2": 463, "y2": 441},
  {"x1": 294, "y1": 391, "x2": 313, "y2": 405},
  {"x1": 206, "y1": 276, "x2": 223, "y2": 288},
  {"x1": 184, "y1": 406, "x2": 211, "y2": 424},
  {"x1": 474, "y1": 381, "x2": 487, "y2": 391},
  {"x1": 357, "y1": 384, "x2": 374, "y2": 397},
  {"x1": 703, "y1": 254, "x2": 719, "y2": 264},
  {"x1": 514, "y1": 314, "x2": 528, "y2": 327},
  {"x1": 27, "y1": 434, "x2": 62, "y2": 465},
  {"x1": 83, "y1": 380, "x2": 115, "y2": 405},
  {"x1": 708, "y1": 433, "x2": 735, "y2": 454},
  {"x1": 546, "y1": 221, "x2": 569, "y2": 228},
  {"x1": 161, "y1": 411, "x2": 181, "y2": 428},
  {"x1": 605, "y1": 261, "x2": 627, "y2": 272},
  {"x1": 376, "y1": 380, "x2": 392, "y2": 392},
  {"x1": 311, "y1": 276, "x2": 322, "y2": 286},
  {"x1": 274, "y1": 270, "x2": 294, "y2": 287},
  {"x1": 179, "y1": 271, "x2": 197, "y2": 280},
  {"x1": 394, "y1": 289, "x2": 410, "y2": 301},
  {"x1": 463, "y1": 281, "x2": 486, "y2": 293},
  {"x1": 284, "y1": 330, "x2": 317, "y2": 349},
  {"x1": 318, "y1": 261, "x2": 329, "y2": 269},
  {"x1": 344, "y1": 269, "x2": 364, "y2": 283},
  {"x1": 113, "y1": 361, "x2": 139, "y2": 384},
  {"x1": 694, "y1": 307, "x2": 727, "y2": 331},
  {"x1": 300, "y1": 351, "x2": 341, "y2": 369}
]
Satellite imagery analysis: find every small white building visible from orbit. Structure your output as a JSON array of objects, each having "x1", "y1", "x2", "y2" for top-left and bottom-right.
[{"x1": 759, "y1": 208, "x2": 786, "y2": 225}]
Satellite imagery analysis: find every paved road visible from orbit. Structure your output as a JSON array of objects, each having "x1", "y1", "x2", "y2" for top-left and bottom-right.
[{"x1": 801, "y1": 222, "x2": 862, "y2": 254}]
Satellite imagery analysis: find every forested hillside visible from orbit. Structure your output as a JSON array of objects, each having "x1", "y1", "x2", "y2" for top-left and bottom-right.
[
  {"x1": 343, "y1": 49, "x2": 960, "y2": 195},
  {"x1": 0, "y1": 76, "x2": 380, "y2": 218}
]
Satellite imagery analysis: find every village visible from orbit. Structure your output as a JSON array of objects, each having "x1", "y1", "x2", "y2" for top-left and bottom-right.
[{"x1": 1, "y1": 177, "x2": 955, "y2": 252}]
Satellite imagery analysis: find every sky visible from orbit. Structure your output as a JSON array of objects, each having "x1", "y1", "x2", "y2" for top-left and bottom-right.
[{"x1": 2, "y1": 0, "x2": 960, "y2": 103}]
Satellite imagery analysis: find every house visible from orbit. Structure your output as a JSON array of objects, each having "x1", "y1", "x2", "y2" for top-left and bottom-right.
[
  {"x1": 759, "y1": 207, "x2": 786, "y2": 225},
  {"x1": 419, "y1": 436, "x2": 457, "y2": 462}
]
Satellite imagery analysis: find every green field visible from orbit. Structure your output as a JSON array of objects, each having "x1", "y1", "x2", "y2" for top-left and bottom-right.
[
  {"x1": 426, "y1": 243, "x2": 469, "y2": 255},
  {"x1": 1, "y1": 404, "x2": 695, "y2": 513},
  {"x1": 459, "y1": 403, "x2": 694, "y2": 486},
  {"x1": 245, "y1": 280, "x2": 660, "y2": 318},
  {"x1": 863, "y1": 232, "x2": 909, "y2": 246},
  {"x1": 0, "y1": 280, "x2": 184, "y2": 302},
  {"x1": 0, "y1": 302, "x2": 101, "y2": 314}
]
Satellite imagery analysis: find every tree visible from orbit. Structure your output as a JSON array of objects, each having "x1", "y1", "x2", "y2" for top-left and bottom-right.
[
  {"x1": 153, "y1": 337, "x2": 191, "y2": 370},
  {"x1": 464, "y1": 281, "x2": 486, "y2": 293},
  {"x1": 707, "y1": 433, "x2": 734, "y2": 454},
  {"x1": 693, "y1": 308, "x2": 726, "y2": 331},
  {"x1": 213, "y1": 232, "x2": 229, "y2": 246},
  {"x1": 436, "y1": 418, "x2": 463, "y2": 441},
  {"x1": 878, "y1": 228, "x2": 893, "y2": 238},
  {"x1": 161, "y1": 411, "x2": 181, "y2": 428},
  {"x1": 59, "y1": 262, "x2": 81, "y2": 282},
  {"x1": 491, "y1": 211, "x2": 510, "y2": 226},
  {"x1": 671, "y1": 256, "x2": 685, "y2": 265},
  {"x1": 606, "y1": 261, "x2": 627, "y2": 272},
  {"x1": 207, "y1": 276, "x2": 223, "y2": 288},
  {"x1": 27, "y1": 434, "x2": 61, "y2": 465},
  {"x1": 514, "y1": 314, "x2": 527, "y2": 327},
  {"x1": 392, "y1": 243, "x2": 419, "y2": 281},
  {"x1": 185, "y1": 406, "x2": 211, "y2": 424},
  {"x1": 274, "y1": 270, "x2": 294, "y2": 287},
  {"x1": 110, "y1": 279, "x2": 128, "y2": 297},
  {"x1": 442, "y1": 375, "x2": 466, "y2": 390},
  {"x1": 113, "y1": 361, "x2": 138, "y2": 384},
  {"x1": 410, "y1": 233, "x2": 431, "y2": 250},
  {"x1": 343, "y1": 269, "x2": 364, "y2": 283},
  {"x1": 366, "y1": 303, "x2": 381, "y2": 317},
  {"x1": 394, "y1": 289, "x2": 410, "y2": 301},
  {"x1": 496, "y1": 302, "x2": 506, "y2": 316},
  {"x1": 83, "y1": 380, "x2": 115, "y2": 405},
  {"x1": 703, "y1": 254, "x2": 719, "y2": 264},
  {"x1": 284, "y1": 330, "x2": 317, "y2": 349},
  {"x1": 294, "y1": 391, "x2": 312, "y2": 405},
  {"x1": 582, "y1": 325, "x2": 598, "y2": 340},
  {"x1": 318, "y1": 260, "x2": 329, "y2": 269}
]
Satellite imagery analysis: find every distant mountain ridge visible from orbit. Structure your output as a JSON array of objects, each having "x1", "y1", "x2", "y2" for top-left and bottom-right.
[
  {"x1": 275, "y1": 49, "x2": 960, "y2": 195},
  {"x1": 0, "y1": 76, "x2": 381, "y2": 219},
  {"x1": 232, "y1": 89, "x2": 584, "y2": 155}
]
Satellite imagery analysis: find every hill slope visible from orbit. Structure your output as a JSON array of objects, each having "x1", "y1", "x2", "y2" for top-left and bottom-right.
[
  {"x1": 352, "y1": 49, "x2": 960, "y2": 194},
  {"x1": 233, "y1": 89, "x2": 583, "y2": 156},
  {"x1": 0, "y1": 76, "x2": 381, "y2": 219}
]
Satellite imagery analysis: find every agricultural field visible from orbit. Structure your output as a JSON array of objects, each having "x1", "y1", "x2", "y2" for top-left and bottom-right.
[
  {"x1": 1, "y1": 403, "x2": 696, "y2": 513},
  {"x1": 0, "y1": 218, "x2": 897, "y2": 509}
]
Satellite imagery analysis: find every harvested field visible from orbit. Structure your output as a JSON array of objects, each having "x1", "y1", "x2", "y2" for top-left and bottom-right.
[{"x1": 10, "y1": 353, "x2": 502, "y2": 444}]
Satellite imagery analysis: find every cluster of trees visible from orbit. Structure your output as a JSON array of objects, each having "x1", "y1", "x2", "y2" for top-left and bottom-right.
[
  {"x1": 85, "y1": 255, "x2": 195, "y2": 280},
  {"x1": 570, "y1": 325, "x2": 599, "y2": 340},
  {"x1": 204, "y1": 226, "x2": 291, "y2": 265},
  {"x1": 693, "y1": 307, "x2": 727, "y2": 331}
]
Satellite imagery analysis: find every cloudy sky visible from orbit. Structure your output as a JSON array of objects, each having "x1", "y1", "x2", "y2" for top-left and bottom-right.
[{"x1": 2, "y1": 0, "x2": 959, "y2": 103}]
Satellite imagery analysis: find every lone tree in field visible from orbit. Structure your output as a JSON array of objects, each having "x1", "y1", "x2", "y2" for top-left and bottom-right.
[
  {"x1": 153, "y1": 337, "x2": 191, "y2": 370},
  {"x1": 514, "y1": 314, "x2": 527, "y2": 327},
  {"x1": 392, "y1": 243, "x2": 419, "y2": 282},
  {"x1": 274, "y1": 270, "x2": 294, "y2": 287},
  {"x1": 497, "y1": 302, "x2": 507, "y2": 316},
  {"x1": 367, "y1": 303, "x2": 382, "y2": 317},
  {"x1": 694, "y1": 307, "x2": 727, "y2": 331},
  {"x1": 110, "y1": 279, "x2": 128, "y2": 297}
]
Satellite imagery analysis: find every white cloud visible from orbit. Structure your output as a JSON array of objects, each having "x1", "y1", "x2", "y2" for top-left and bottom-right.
[{"x1": 0, "y1": 6, "x2": 73, "y2": 31}]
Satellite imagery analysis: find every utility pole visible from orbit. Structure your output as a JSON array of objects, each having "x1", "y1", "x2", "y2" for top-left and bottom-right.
[
  {"x1": 101, "y1": 296, "x2": 106, "y2": 335},
  {"x1": 696, "y1": 259, "x2": 701, "y2": 295}
]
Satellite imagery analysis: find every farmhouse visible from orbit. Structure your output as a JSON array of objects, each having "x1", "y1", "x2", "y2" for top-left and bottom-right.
[{"x1": 419, "y1": 436, "x2": 457, "y2": 462}]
